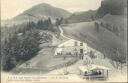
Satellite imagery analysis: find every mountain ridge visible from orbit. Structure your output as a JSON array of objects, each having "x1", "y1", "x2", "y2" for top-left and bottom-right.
[
  {"x1": 2, "y1": 3, "x2": 71, "y2": 26},
  {"x1": 66, "y1": 10, "x2": 97, "y2": 23},
  {"x1": 13, "y1": 3, "x2": 71, "y2": 20}
]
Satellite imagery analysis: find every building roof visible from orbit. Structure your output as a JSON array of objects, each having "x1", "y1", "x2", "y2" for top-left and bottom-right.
[
  {"x1": 78, "y1": 64, "x2": 110, "y2": 72},
  {"x1": 57, "y1": 39, "x2": 86, "y2": 47}
]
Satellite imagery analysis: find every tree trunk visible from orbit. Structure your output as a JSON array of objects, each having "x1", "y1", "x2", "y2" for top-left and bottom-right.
[
  {"x1": 121, "y1": 63, "x2": 122, "y2": 74},
  {"x1": 116, "y1": 61, "x2": 120, "y2": 69}
]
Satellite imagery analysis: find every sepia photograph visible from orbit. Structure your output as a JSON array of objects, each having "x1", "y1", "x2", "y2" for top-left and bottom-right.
[{"x1": 1, "y1": 0, "x2": 127, "y2": 83}]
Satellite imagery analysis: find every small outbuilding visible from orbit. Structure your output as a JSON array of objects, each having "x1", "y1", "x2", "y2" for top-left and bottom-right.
[{"x1": 78, "y1": 64, "x2": 110, "y2": 80}]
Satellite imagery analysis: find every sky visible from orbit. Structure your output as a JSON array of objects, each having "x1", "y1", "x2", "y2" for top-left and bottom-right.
[{"x1": 1, "y1": 0, "x2": 102, "y2": 20}]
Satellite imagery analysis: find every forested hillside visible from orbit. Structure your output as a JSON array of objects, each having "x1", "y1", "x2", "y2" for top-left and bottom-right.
[{"x1": 1, "y1": 18, "x2": 58, "y2": 71}]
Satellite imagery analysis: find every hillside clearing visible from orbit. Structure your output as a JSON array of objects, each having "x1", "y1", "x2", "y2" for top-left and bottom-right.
[{"x1": 61, "y1": 14, "x2": 127, "y2": 59}]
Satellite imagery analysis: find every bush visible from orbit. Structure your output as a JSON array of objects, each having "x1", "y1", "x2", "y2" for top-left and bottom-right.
[{"x1": 107, "y1": 47, "x2": 126, "y2": 69}]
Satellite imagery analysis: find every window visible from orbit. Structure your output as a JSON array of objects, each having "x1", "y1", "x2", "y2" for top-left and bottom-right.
[
  {"x1": 80, "y1": 43, "x2": 83, "y2": 46},
  {"x1": 74, "y1": 41, "x2": 77, "y2": 46}
]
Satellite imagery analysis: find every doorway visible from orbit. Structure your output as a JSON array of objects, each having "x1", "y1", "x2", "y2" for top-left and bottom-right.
[{"x1": 80, "y1": 49, "x2": 83, "y2": 54}]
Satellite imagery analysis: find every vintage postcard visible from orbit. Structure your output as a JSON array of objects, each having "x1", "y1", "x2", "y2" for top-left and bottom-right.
[{"x1": 1, "y1": 0, "x2": 127, "y2": 83}]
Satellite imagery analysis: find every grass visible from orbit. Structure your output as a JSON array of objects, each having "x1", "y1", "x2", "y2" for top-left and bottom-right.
[{"x1": 61, "y1": 14, "x2": 127, "y2": 60}]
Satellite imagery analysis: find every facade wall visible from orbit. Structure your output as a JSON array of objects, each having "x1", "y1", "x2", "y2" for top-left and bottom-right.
[{"x1": 55, "y1": 39, "x2": 88, "y2": 55}]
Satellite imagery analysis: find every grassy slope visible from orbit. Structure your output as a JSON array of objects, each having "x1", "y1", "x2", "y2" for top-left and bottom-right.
[
  {"x1": 61, "y1": 14, "x2": 127, "y2": 57},
  {"x1": 99, "y1": 14, "x2": 127, "y2": 41},
  {"x1": 66, "y1": 10, "x2": 96, "y2": 23}
]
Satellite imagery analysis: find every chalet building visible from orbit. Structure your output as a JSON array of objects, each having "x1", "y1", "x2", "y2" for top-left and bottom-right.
[{"x1": 55, "y1": 39, "x2": 90, "y2": 56}]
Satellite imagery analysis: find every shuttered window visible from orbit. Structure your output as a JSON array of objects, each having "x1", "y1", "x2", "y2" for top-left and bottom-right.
[{"x1": 80, "y1": 43, "x2": 83, "y2": 46}]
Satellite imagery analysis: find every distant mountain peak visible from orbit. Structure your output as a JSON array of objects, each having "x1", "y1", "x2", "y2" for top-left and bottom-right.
[
  {"x1": 88, "y1": 9, "x2": 93, "y2": 12},
  {"x1": 12, "y1": 3, "x2": 71, "y2": 22},
  {"x1": 33, "y1": 3, "x2": 52, "y2": 8}
]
